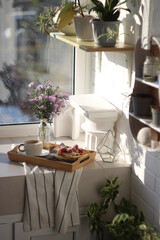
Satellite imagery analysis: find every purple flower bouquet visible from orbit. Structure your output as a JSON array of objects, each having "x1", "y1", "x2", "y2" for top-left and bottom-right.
[{"x1": 26, "y1": 81, "x2": 70, "y2": 145}]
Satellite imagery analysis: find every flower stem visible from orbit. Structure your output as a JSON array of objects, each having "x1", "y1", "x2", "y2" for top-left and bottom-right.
[{"x1": 77, "y1": 0, "x2": 84, "y2": 17}]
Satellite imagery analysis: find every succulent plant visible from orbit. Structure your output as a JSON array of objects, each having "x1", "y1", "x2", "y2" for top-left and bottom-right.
[{"x1": 36, "y1": 7, "x2": 60, "y2": 34}]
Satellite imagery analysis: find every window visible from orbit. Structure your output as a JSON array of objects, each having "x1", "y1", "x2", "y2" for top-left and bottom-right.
[{"x1": 0, "y1": 0, "x2": 74, "y2": 126}]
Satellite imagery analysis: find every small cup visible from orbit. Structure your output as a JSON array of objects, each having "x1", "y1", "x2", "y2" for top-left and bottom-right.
[{"x1": 18, "y1": 140, "x2": 43, "y2": 156}]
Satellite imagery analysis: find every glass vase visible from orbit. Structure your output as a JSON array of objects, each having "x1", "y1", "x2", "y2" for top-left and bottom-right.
[{"x1": 38, "y1": 120, "x2": 50, "y2": 152}]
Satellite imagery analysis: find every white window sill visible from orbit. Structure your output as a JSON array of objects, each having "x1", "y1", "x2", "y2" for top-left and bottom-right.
[{"x1": 0, "y1": 123, "x2": 40, "y2": 138}]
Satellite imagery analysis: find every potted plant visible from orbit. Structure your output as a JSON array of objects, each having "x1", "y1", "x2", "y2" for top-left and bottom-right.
[
  {"x1": 36, "y1": 1, "x2": 76, "y2": 36},
  {"x1": 57, "y1": 0, "x2": 94, "y2": 41},
  {"x1": 151, "y1": 105, "x2": 160, "y2": 127},
  {"x1": 88, "y1": 0, "x2": 131, "y2": 46},
  {"x1": 55, "y1": 0, "x2": 77, "y2": 36},
  {"x1": 36, "y1": 7, "x2": 59, "y2": 34},
  {"x1": 87, "y1": 177, "x2": 160, "y2": 240}
]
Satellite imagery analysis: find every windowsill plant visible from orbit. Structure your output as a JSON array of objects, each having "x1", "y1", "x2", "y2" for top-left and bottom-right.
[
  {"x1": 36, "y1": 7, "x2": 59, "y2": 34},
  {"x1": 88, "y1": 0, "x2": 131, "y2": 46},
  {"x1": 36, "y1": 0, "x2": 93, "y2": 39},
  {"x1": 87, "y1": 177, "x2": 160, "y2": 240},
  {"x1": 57, "y1": 0, "x2": 94, "y2": 41}
]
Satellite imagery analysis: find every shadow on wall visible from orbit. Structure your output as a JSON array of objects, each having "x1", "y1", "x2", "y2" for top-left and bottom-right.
[
  {"x1": 131, "y1": 150, "x2": 160, "y2": 232},
  {"x1": 121, "y1": 0, "x2": 142, "y2": 45},
  {"x1": 115, "y1": 101, "x2": 144, "y2": 167},
  {"x1": 115, "y1": 103, "x2": 160, "y2": 231},
  {"x1": 116, "y1": 105, "x2": 160, "y2": 232}
]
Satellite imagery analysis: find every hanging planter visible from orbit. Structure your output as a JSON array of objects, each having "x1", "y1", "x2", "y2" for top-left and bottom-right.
[{"x1": 151, "y1": 105, "x2": 160, "y2": 127}]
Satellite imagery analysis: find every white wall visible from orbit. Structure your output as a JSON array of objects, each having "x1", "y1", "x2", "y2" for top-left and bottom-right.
[{"x1": 91, "y1": 0, "x2": 160, "y2": 234}]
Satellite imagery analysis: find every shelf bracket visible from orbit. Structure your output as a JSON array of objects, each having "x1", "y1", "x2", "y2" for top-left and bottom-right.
[
  {"x1": 97, "y1": 52, "x2": 102, "y2": 72},
  {"x1": 152, "y1": 36, "x2": 160, "y2": 49},
  {"x1": 123, "y1": 51, "x2": 134, "y2": 87}
]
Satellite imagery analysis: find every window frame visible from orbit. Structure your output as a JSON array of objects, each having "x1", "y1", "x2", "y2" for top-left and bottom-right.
[{"x1": 0, "y1": 48, "x2": 93, "y2": 138}]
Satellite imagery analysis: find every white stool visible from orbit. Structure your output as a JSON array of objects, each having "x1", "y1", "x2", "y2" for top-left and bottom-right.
[
  {"x1": 69, "y1": 94, "x2": 118, "y2": 150},
  {"x1": 83, "y1": 128, "x2": 108, "y2": 151}
]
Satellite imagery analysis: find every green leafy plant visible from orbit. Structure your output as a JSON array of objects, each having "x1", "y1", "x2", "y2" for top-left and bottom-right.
[
  {"x1": 98, "y1": 25, "x2": 119, "y2": 41},
  {"x1": 151, "y1": 105, "x2": 160, "y2": 111},
  {"x1": 57, "y1": 0, "x2": 87, "y2": 31},
  {"x1": 87, "y1": 203, "x2": 106, "y2": 240},
  {"x1": 87, "y1": 177, "x2": 160, "y2": 240},
  {"x1": 88, "y1": 0, "x2": 130, "y2": 21},
  {"x1": 36, "y1": 0, "x2": 87, "y2": 33},
  {"x1": 108, "y1": 212, "x2": 160, "y2": 240},
  {"x1": 87, "y1": 177, "x2": 120, "y2": 240},
  {"x1": 98, "y1": 25, "x2": 129, "y2": 42},
  {"x1": 36, "y1": 7, "x2": 59, "y2": 34}
]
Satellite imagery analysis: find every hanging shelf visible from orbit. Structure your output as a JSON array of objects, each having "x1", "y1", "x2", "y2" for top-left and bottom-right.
[{"x1": 50, "y1": 33, "x2": 135, "y2": 52}]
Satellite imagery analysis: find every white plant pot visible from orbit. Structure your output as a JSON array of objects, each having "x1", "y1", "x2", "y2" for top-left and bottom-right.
[
  {"x1": 60, "y1": 20, "x2": 76, "y2": 36},
  {"x1": 74, "y1": 15, "x2": 94, "y2": 41}
]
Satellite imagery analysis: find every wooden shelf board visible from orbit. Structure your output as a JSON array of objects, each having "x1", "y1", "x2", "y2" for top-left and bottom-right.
[
  {"x1": 129, "y1": 112, "x2": 160, "y2": 132},
  {"x1": 50, "y1": 33, "x2": 135, "y2": 52},
  {"x1": 135, "y1": 77, "x2": 159, "y2": 89}
]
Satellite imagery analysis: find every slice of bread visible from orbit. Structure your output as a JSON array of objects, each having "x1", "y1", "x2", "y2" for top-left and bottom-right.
[
  {"x1": 56, "y1": 144, "x2": 87, "y2": 161},
  {"x1": 57, "y1": 150, "x2": 84, "y2": 161}
]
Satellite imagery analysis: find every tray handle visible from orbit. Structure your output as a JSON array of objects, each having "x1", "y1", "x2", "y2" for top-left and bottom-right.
[{"x1": 76, "y1": 154, "x2": 89, "y2": 164}]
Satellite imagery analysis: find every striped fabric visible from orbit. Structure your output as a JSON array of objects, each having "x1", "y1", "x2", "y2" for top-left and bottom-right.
[{"x1": 23, "y1": 163, "x2": 82, "y2": 234}]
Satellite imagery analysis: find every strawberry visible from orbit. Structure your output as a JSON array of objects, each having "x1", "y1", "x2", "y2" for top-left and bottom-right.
[
  {"x1": 78, "y1": 148, "x2": 83, "y2": 153},
  {"x1": 67, "y1": 148, "x2": 72, "y2": 153},
  {"x1": 72, "y1": 144, "x2": 79, "y2": 152},
  {"x1": 60, "y1": 146, "x2": 67, "y2": 153}
]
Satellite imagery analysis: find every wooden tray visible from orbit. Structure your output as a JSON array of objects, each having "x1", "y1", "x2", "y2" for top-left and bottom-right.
[{"x1": 7, "y1": 143, "x2": 96, "y2": 172}]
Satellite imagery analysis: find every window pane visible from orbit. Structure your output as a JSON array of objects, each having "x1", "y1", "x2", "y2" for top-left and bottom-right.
[{"x1": 0, "y1": 0, "x2": 73, "y2": 125}]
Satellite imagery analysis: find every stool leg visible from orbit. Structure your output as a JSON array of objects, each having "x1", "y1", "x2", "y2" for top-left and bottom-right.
[
  {"x1": 90, "y1": 134, "x2": 97, "y2": 151},
  {"x1": 94, "y1": 135, "x2": 98, "y2": 151},
  {"x1": 85, "y1": 132, "x2": 89, "y2": 149},
  {"x1": 88, "y1": 133, "x2": 92, "y2": 150}
]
